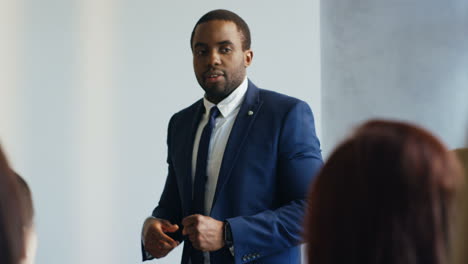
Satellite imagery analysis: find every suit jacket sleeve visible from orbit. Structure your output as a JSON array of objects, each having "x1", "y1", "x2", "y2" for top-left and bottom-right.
[
  {"x1": 227, "y1": 100, "x2": 323, "y2": 262},
  {"x1": 142, "y1": 115, "x2": 184, "y2": 261}
]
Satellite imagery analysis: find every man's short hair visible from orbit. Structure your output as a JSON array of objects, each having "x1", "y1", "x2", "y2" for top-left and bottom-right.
[{"x1": 190, "y1": 9, "x2": 251, "y2": 51}]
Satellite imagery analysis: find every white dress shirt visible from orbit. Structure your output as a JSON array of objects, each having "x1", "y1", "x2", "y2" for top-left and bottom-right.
[
  {"x1": 191, "y1": 77, "x2": 248, "y2": 215},
  {"x1": 191, "y1": 77, "x2": 248, "y2": 264}
]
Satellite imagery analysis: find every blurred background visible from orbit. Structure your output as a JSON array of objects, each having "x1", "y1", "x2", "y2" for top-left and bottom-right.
[{"x1": 0, "y1": 0, "x2": 466, "y2": 263}]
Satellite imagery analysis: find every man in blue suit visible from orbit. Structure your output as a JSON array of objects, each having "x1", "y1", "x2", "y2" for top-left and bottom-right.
[{"x1": 141, "y1": 9, "x2": 323, "y2": 264}]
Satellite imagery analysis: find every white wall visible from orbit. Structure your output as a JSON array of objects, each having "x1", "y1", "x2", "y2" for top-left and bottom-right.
[
  {"x1": 321, "y1": 0, "x2": 468, "y2": 156},
  {"x1": 0, "y1": 1, "x2": 321, "y2": 263}
]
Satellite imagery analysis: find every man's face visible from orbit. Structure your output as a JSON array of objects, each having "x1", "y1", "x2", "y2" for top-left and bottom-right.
[{"x1": 192, "y1": 20, "x2": 253, "y2": 104}]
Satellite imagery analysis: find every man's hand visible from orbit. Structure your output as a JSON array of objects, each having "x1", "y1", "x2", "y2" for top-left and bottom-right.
[
  {"x1": 142, "y1": 217, "x2": 180, "y2": 258},
  {"x1": 182, "y1": 214, "x2": 225, "y2": 251}
]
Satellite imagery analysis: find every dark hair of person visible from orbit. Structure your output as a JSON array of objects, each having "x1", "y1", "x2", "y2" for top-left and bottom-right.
[
  {"x1": 0, "y1": 145, "x2": 34, "y2": 264},
  {"x1": 190, "y1": 9, "x2": 251, "y2": 51},
  {"x1": 304, "y1": 120, "x2": 463, "y2": 264}
]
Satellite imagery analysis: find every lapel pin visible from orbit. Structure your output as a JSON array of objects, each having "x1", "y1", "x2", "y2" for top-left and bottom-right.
[{"x1": 248, "y1": 110, "x2": 254, "y2": 116}]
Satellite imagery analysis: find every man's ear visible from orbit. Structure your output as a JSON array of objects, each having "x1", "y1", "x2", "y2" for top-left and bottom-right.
[{"x1": 244, "y1": 50, "x2": 253, "y2": 67}]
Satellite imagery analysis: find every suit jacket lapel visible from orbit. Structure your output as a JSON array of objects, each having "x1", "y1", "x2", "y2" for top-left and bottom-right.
[
  {"x1": 211, "y1": 81, "x2": 263, "y2": 210},
  {"x1": 180, "y1": 100, "x2": 204, "y2": 216}
]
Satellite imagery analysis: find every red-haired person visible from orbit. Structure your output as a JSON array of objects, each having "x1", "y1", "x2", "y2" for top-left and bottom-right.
[
  {"x1": 304, "y1": 120, "x2": 463, "y2": 264},
  {"x1": 0, "y1": 145, "x2": 36, "y2": 264}
]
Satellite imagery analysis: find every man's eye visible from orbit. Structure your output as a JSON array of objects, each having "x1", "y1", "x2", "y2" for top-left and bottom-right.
[
  {"x1": 221, "y1": 48, "x2": 232, "y2": 53},
  {"x1": 195, "y1": 50, "x2": 206, "y2": 56}
]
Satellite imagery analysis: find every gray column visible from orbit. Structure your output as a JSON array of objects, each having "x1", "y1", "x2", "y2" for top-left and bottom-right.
[{"x1": 321, "y1": 0, "x2": 468, "y2": 155}]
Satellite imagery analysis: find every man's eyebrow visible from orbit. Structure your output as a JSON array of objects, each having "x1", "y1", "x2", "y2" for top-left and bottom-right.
[
  {"x1": 194, "y1": 42, "x2": 207, "y2": 49},
  {"x1": 193, "y1": 41, "x2": 234, "y2": 49},
  {"x1": 218, "y1": 40, "x2": 234, "y2": 46}
]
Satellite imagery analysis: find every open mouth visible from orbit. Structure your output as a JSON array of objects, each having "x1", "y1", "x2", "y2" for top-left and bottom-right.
[{"x1": 204, "y1": 72, "x2": 224, "y2": 83}]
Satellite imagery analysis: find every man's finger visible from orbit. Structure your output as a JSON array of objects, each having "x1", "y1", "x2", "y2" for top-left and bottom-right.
[
  {"x1": 145, "y1": 239, "x2": 176, "y2": 259},
  {"x1": 162, "y1": 223, "x2": 179, "y2": 233},
  {"x1": 188, "y1": 233, "x2": 199, "y2": 242},
  {"x1": 191, "y1": 237, "x2": 202, "y2": 251},
  {"x1": 181, "y1": 214, "x2": 201, "y2": 227},
  {"x1": 159, "y1": 219, "x2": 178, "y2": 231},
  {"x1": 182, "y1": 224, "x2": 199, "y2": 236},
  {"x1": 157, "y1": 240, "x2": 174, "y2": 250},
  {"x1": 146, "y1": 227, "x2": 177, "y2": 246},
  {"x1": 156, "y1": 232, "x2": 178, "y2": 248},
  {"x1": 158, "y1": 219, "x2": 172, "y2": 226}
]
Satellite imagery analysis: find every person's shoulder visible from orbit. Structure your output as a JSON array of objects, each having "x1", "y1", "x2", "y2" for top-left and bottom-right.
[
  {"x1": 169, "y1": 99, "x2": 203, "y2": 123},
  {"x1": 258, "y1": 88, "x2": 301, "y2": 103},
  {"x1": 176, "y1": 99, "x2": 202, "y2": 115},
  {"x1": 255, "y1": 86, "x2": 309, "y2": 112}
]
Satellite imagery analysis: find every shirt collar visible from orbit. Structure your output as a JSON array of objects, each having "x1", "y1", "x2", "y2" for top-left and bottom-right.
[{"x1": 203, "y1": 77, "x2": 248, "y2": 118}]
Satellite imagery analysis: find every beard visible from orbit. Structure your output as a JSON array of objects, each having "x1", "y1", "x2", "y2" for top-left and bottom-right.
[{"x1": 197, "y1": 67, "x2": 246, "y2": 103}]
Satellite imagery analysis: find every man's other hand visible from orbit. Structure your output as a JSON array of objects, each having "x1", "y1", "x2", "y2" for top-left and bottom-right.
[
  {"x1": 142, "y1": 217, "x2": 180, "y2": 258},
  {"x1": 182, "y1": 214, "x2": 225, "y2": 251}
]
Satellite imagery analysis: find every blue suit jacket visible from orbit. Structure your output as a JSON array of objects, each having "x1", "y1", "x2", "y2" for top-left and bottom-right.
[{"x1": 145, "y1": 80, "x2": 323, "y2": 263}]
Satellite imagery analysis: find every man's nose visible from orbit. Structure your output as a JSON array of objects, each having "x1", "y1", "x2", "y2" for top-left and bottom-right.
[{"x1": 208, "y1": 51, "x2": 221, "y2": 66}]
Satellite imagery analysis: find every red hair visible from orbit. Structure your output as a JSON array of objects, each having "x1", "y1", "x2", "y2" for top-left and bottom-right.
[
  {"x1": 0, "y1": 144, "x2": 34, "y2": 264},
  {"x1": 305, "y1": 120, "x2": 462, "y2": 264}
]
